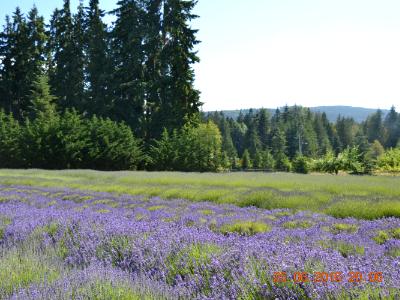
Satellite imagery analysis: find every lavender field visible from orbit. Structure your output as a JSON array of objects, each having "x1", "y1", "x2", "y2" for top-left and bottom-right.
[{"x1": 0, "y1": 184, "x2": 399, "y2": 299}]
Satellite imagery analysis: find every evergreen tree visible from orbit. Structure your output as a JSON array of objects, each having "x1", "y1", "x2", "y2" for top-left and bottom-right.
[
  {"x1": 49, "y1": 0, "x2": 85, "y2": 112},
  {"x1": 0, "y1": 8, "x2": 32, "y2": 119},
  {"x1": 149, "y1": 128, "x2": 176, "y2": 170},
  {"x1": 157, "y1": 0, "x2": 202, "y2": 133},
  {"x1": 142, "y1": 0, "x2": 164, "y2": 140},
  {"x1": 27, "y1": 6, "x2": 48, "y2": 78},
  {"x1": 85, "y1": 0, "x2": 112, "y2": 117},
  {"x1": 364, "y1": 110, "x2": 384, "y2": 144},
  {"x1": 0, "y1": 15, "x2": 14, "y2": 113},
  {"x1": 257, "y1": 108, "x2": 271, "y2": 149},
  {"x1": 29, "y1": 75, "x2": 57, "y2": 119},
  {"x1": 111, "y1": 0, "x2": 146, "y2": 133},
  {"x1": 336, "y1": 116, "x2": 357, "y2": 151},
  {"x1": 0, "y1": 110, "x2": 22, "y2": 167},
  {"x1": 270, "y1": 126, "x2": 287, "y2": 158},
  {"x1": 313, "y1": 113, "x2": 332, "y2": 156},
  {"x1": 219, "y1": 118, "x2": 237, "y2": 162},
  {"x1": 244, "y1": 120, "x2": 261, "y2": 158},
  {"x1": 384, "y1": 106, "x2": 399, "y2": 148},
  {"x1": 241, "y1": 149, "x2": 252, "y2": 170}
]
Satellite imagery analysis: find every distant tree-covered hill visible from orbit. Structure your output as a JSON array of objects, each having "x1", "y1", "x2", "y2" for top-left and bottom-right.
[{"x1": 207, "y1": 106, "x2": 390, "y2": 123}]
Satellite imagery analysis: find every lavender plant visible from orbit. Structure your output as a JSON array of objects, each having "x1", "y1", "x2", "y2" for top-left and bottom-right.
[{"x1": 0, "y1": 185, "x2": 399, "y2": 299}]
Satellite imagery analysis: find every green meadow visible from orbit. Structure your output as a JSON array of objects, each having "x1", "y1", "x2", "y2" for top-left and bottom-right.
[{"x1": 0, "y1": 169, "x2": 399, "y2": 220}]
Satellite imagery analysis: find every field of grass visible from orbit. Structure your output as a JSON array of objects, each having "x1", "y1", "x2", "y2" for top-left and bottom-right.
[{"x1": 0, "y1": 169, "x2": 399, "y2": 219}]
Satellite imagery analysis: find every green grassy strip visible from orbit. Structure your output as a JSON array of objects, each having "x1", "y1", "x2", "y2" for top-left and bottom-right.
[{"x1": 0, "y1": 170, "x2": 400, "y2": 219}]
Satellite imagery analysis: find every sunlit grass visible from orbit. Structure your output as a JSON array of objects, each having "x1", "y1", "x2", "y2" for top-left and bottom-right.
[
  {"x1": 0, "y1": 170, "x2": 399, "y2": 219},
  {"x1": 219, "y1": 221, "x2": 271, "y2": 236},
  {"x1": 0, "y1": 249, "x2": 60, "y2": 298}
]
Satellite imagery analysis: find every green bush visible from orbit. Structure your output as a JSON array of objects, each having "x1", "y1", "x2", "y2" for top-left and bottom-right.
[
  {"x1": 292, "y1": 155, "x2": 310, "y2": 174},
  {"x1": 150, "y1": 121, "x2": 223, "y2": 172},
  {"x1": 83, "y1": 116, "x2": 144, "y2": 170},
  {"x1": 377, "y1": 148, "x2": 400, "y2": 172},
  {"x1": 0, "y1": 110, "x2": 22, "y2": 167}
]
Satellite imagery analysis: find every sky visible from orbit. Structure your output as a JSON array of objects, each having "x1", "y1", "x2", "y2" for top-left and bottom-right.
[{"x1": 1, "y1": 0, "x2": 400, "y2": 111}]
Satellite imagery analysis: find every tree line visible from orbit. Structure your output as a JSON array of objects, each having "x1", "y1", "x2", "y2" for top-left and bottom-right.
[
  {"x1": 0, "y1": 0, "x2": 200, "y2": 140},
  {"x1": 205, "y1": 106, "x2": 400, "y2": 173},
  {"x1": 0, "y1": 1, "x2": 399, "y2": 173}
]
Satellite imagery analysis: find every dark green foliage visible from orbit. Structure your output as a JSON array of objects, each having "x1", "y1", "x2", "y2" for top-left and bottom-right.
[
  {"x1": 49, "y1": 1, "x2": 85, "y2": 111},
  {"x1": 241, "y1": 149, "x2": 252, "y2": 170},
  {"x1": 0, "y1": 7, "x2": 48, "y2": 120},
  {"x1": 150, "y1": 122, "x2": 223, "y2": 172},
  {"x1": 83, "y1": 116, "x2": 144, "y2": 170},
  {"x1": 85, "y1": 0, "x2": 112, "y2": 117},
  {"x1": 384, "y1": 106, "x2": 399, "y2": 148},
  {"x1": 156, "y1": 0, "x2": 202, "y2": 134},
  {"x1": 292, "y1": 155, "x2": 310, "y2": 174},
  {"x1": 364, "y1": 110, "x2": 384, "y2": 144},
  {"x1": 0, "y1": 110, "x2": 22, "y2": 167},
  {"x1": 110, "y1": 0, "x2": 146, "y2": 132},
  {"x1": 338, "y1": 146, "x2": 364, "y2": 174},
  {"x1": 335, "y1": 116, "x2": 358, "y2": 151},
  {"x1": 274, "y1": 153, "x2": 292, "y2": 172},
  {"x1": 0, "y1": 1, "x2": 400, "y2": 173},
  {"x1": 29, "y1": 75, "x2": 57, "y2": 119}
]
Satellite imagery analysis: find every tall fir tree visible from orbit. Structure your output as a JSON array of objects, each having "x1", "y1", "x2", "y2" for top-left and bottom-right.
[
  {"x1": 0, "y1": 8, "x2": 33, "y2": 119},
  {"x1": 0, "y1": 15, "x2": 15, "y2": 113},
  {"x1": 111, "y1": 0, "x2": 147, "y2": 133},
  {"x1": 49, "y1": 0, "x2": 85, "y2": 112},
  {"x1": 156, "y1": 0, "x2": 202, "y2": 134},
  {"x1": 384, "y1": 106, "x2": 399, "y2": 148},
  {"x1": 336, "y1": 116, "x2": 357, "y2": 151},
  {"x1": 364, "y1": 109, "x2": 384, "y2": 144},
  {"x1": 85, "y1": 0, "x2": 112, "y2": 117},
  {"x1": 257, "y1": 108, "x2": 271, "y2": 149},
  {"x1": 29, "y1": 74, "x2": 57, "y2": 119},
  {"x1": 142, "y1": 0, "x2": 163, "y2": 140}
]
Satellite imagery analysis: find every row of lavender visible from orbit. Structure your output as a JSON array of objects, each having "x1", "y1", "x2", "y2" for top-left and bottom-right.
[{"x1": 0, "y1": 185, "x2": 399, "y2": 299}]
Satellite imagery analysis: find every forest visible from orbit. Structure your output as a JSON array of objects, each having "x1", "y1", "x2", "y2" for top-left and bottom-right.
[{"x1": 0, "y1": 0, "x2": 399, "y2": 173}]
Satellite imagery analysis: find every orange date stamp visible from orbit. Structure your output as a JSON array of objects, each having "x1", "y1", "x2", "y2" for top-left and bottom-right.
[{"x1": 273, "y1": 271, "x2": 383, "y2": 284}]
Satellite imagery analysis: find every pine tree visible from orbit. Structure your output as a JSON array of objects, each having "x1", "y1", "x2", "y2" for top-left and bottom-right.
[
  {"x1": 0, "y1": 15, "x2": 14, "y2": 113},
  {"x1": 384, "y1": 106, "x2": 399, "y2": 148},
  {"x1": 142, "y1": 0, "x2": 163, "y2": 140},
  {"x1": 257, "y1": 108, "x2": 271, "y2": 149},
  {"x1": 157, "y1": 0, "x2": 202, "y2": 133},
  {"x1": 219, "y1": 117, "x2": 237, "y2": 163},
  {"x1": 336, "y1": 116, "x2": 357, "y2": 151},
  {"x1": 27, "y1": 6, "x2": 48, "y2": 79},
  {"x1": 0, "y1": 110, "x2": 22, "y2": 167},
  {"x1": 244, "y1": 120, "x2": 261, "y2": 158},
  {"x1": 364, "y1": 110, "x2": 384, "y2": 144},
  {"x1": 49, "y1": 0, "x2": 85, "y2": 112},
  {"x1": 85, "y1": 0, "x2": 112, "y2": 117},
  {"x1": 313, "y1": 113, "x2": 332, "y2": 156},
  {"x1": 0, "y1": 8, "x2": 32, "y2": 119},
  {"x1": 29, "y1": 75, "x2": 57, "y2": 119},
  {"x1": 70, "y1": 1, "x2": 86, "y2": 108},
  {"x1": 111, "y1": 0, "x2": 146, "y2": 133},
  {"x1": 241, "y1": 149, "x2": 252, "y2": 170}
]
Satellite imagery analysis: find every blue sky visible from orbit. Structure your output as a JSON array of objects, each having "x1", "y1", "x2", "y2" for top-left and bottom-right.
[{"x1": 1, "y1": 0, "x2": 400, "y2": 111}]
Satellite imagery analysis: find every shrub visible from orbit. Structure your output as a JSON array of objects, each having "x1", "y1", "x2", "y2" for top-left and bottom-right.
[
  {"x1": 274, "y1": 153, "x2": 292, "y2": 172},
  {"x1": 0, "y1": 110, "x2": 22, "y2": 167},
  {"x1": 292, "y1": 155, "x2": 310, "y2": 174},
  {"x1": 377, "y1": 148, "x2": 400, "y2": 172},
  {"x1": 150, "y1": 121, "x2": 223, "y2": 172},
  {"x1": 219, "y1": 221, "x2": 271, "y2": 236},
  {"x1": 83, "y1": 116, "x2": 144, "y2": 170}
]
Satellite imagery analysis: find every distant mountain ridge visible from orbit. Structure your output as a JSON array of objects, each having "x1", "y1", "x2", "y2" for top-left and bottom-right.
[{"x1": 206, "y1": 106, "x2": 390, "y2": 123}]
